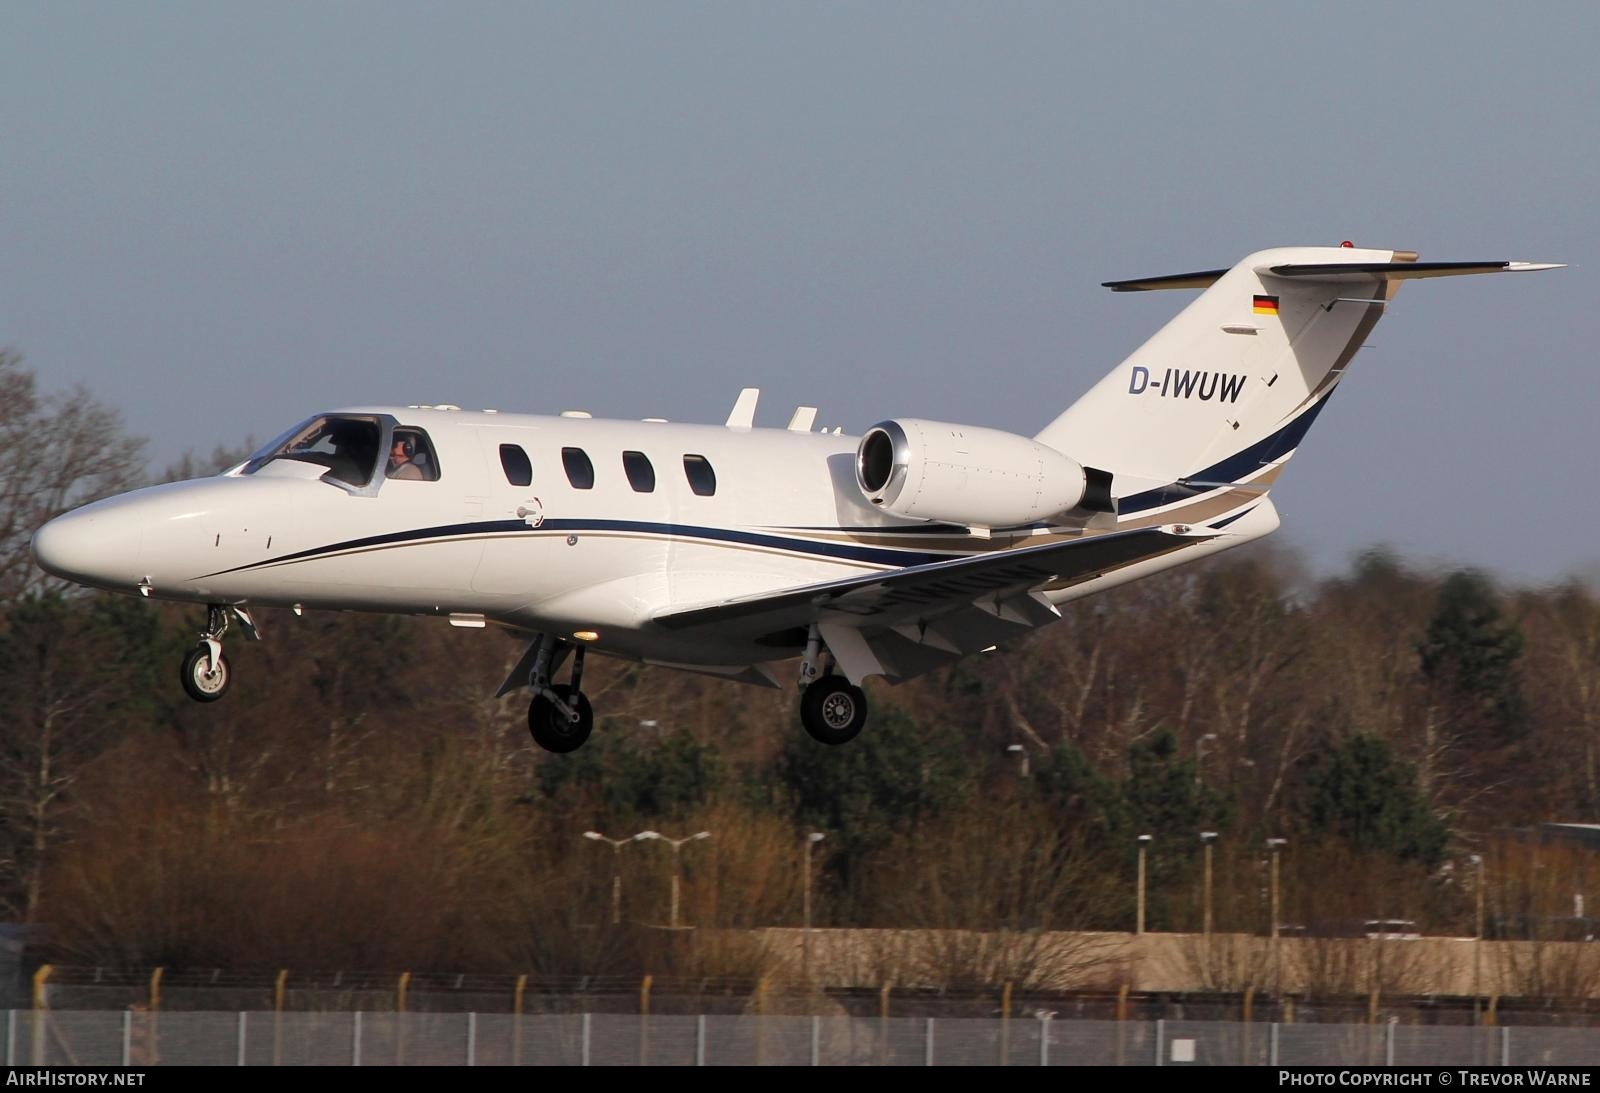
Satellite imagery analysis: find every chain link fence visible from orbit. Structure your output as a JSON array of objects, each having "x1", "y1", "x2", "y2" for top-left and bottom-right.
[
  {"x1": 35, "y1": 967, "x2": 1600, "y2": 1028},
  {"x1": 5, "y1": 1011, "x2": 1600, "y2": 1066}
]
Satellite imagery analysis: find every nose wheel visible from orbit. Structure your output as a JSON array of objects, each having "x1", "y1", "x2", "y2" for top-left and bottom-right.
[
  {"x1": 180, "y1": 643, "x2": 231, "y2": 702},
  {"x1": 178, "y1": 604, "x2": 257, "y2": 703}
]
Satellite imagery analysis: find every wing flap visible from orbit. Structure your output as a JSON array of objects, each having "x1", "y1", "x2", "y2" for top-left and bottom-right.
[{"x1": 652, "y1": 524, "x2": 1211, "y2": 639}]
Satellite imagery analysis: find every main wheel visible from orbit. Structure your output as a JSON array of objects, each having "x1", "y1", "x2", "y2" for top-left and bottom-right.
[
  {"x1": 528, "y1": 684, "x2": 594, "y2": 753},
  {"x1": 800, "y1": 677, "x2": 868, "y2": 745},
  {"x1": 180, "y1": 645, "x2": 231, "y2": 703}
]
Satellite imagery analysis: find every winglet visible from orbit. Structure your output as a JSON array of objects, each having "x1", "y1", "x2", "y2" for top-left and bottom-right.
[{"x1": 725, "y1": 388, "x2": 759, "y2": 429}]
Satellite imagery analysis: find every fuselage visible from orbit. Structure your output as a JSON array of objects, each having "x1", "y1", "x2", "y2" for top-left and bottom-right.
[
  {"x1": 31, "y1": 404, "x2": 1275, "y2": 672},
  {"x1": 21, "y1": 408, "x2": 973, "y2": 665}
]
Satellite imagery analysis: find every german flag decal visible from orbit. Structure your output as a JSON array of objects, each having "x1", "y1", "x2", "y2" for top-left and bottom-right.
[{"x1": 1253, "y1": 294, "x2": 1279, "y2": 315}]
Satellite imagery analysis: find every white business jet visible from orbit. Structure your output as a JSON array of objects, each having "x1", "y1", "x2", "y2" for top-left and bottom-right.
[{"x1": 31, "y1": 245, "x2": 1558, "y2": 753}]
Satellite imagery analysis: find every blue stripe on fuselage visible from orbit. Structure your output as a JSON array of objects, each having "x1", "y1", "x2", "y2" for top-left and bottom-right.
[
  {"x1": 198, "y1": 518, "x2": 962, "y2": 579},
  {"x1": 1119, "y1": 391, "x2": 1335, "y2": 515}
]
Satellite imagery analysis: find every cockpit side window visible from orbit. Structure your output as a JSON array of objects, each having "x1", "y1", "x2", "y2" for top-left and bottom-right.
[
  {"x1": 242, "y1": 415, "x2": 383, "y2": 489},
  {"x1": 386, "y1": 427, "x2": 440, "y2": 482}
]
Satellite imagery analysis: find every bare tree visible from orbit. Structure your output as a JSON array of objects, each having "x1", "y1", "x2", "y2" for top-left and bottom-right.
[
  {"x1": 0, "y1": 350, "x2": 147, "y2": 602},
  {"x1": 0, "y1": 595, "x2": 140, "y2": 917}
]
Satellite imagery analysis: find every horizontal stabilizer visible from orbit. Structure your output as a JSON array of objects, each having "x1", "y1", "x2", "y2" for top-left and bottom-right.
[
  {"x1": 1262, "y1": 260, "x2": 1563, "y2": 283},
  {"x1": 1103, "y1": 269, "x2": 1228, "y2": 292},
  {"x1": 1106, "y1": 259, "x2": 1561, "y2": 293}
]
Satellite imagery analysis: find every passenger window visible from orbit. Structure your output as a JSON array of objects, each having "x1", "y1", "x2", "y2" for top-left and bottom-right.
[
  {"x1": 683, "y1": 454, "x2": 716, "y2": 496},
  {"x1": 500, "y1": 444, "x2": 533, "y2": 487},
  {"x1": 562, "y1": 447, "x2": 595, "y2": 490},
  {"x1": 387, "y1": 428, "x2": 441, "y2": 482},
  {"x1": 623, "y1": 451, "x2": 655, "y2": 493}
]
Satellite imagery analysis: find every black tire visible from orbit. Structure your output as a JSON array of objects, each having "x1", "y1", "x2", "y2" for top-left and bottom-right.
[
  {"x1": 800, "y1": 677, "x2": 868, "y2": 745},
  {"x1": 180, "y1": 645, "x2": 231, "y2": 703},
  {"x1": 528, "y1": 684, "x2": 594, "y2": 753}
]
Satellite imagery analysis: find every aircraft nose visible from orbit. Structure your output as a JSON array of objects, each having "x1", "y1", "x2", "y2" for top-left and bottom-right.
[{"x1": 31, "y1": 507, "x2": 146, "y2": 591}]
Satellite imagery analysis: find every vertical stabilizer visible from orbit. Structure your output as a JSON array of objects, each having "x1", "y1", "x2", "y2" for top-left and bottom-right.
[{"x1": 1036, "y1": 246, "x2": 1401, "y2": 515}]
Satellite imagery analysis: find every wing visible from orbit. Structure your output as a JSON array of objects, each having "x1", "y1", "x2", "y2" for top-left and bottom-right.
[{"x1": 653, "y1": 524, "x2": 1215, "y2": 683}]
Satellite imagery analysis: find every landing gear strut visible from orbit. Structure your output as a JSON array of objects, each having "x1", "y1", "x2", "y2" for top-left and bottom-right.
[
  {"x1": 180, "y1": 605, "x2": 233, "y2": 703},
  {"x1": 525, "y1": 636, "x2": 594, "y2": 753}
]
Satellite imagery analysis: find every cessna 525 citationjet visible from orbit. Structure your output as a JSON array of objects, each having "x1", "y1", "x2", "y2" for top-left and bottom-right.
[{"x1": 31, "y1": 245, "x2": 1558, "y2": 752}]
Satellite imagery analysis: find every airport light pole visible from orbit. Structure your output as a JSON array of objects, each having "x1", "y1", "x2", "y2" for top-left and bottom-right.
[
  {"x1": 1136, "y1": 834, "x2": 1153, "y2": 935},
  {"x1": 1267, "y1": 838, "x2": 1287, "y2": 995},
  {"x1": 1471, "y1": 853, "x2": 1485, "y2": 1020},
  {"x1": 1200, "y1": 831, "x2": 1218, "y2": 938},
  {"x1": 636, "y1": 830, "x2": 711, "y2": 929},
  {"x1": 1266, "y1": 838, "x2": 1287, "y2": 939},
  {"x1": 1195, "y1": 733, "x2": 1218, "y2": 788},
  {"x1": 1006, "y1": 743, "x2": 1030, "y2": 778},
  {"x1": 583, "y1": 830, "x2": 651, "y2": 926},
  {"x1": 803, "y1": 832, "x2": 826, "y2": 983}
]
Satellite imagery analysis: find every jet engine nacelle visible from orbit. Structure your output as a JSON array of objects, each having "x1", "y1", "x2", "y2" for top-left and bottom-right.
[{"x1": 855, "y1": 418, "x2": 1111, "y2": 528}]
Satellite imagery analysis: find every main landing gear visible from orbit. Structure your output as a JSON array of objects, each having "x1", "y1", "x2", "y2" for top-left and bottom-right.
[
  {"x1": 795, "y1": 625, "x2": 868, "y2": 746},
  {"x1": 180, "y1": 604, "x2": 259, "y2": 703},
  {"x1": 512, "y1": 626, "x2": 871, "y2": 754},
  {"x1": 524, "y1": 635, "x2": 594, "y2": 754},
  {"x1": 800, "y1": 676, "x2": 868, "y2": 745}
]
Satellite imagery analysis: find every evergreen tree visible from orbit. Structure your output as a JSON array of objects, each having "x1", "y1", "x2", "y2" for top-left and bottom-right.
[
  {"x1": 1417, "y1": 570, "x2": 1526, "y2": 741},
  {"x1": 774, "y1": 705, "x2": 970, "y2": 899},
  {"x1": 1301, "y1": 733, "x2": 1449, "y2": 866},
  {"x1": 1122, "y1": 727, "x2": 1232, "y2": 839},
  {"x1": 537, "y1": 727, "x2": 725, "y2": 819}
]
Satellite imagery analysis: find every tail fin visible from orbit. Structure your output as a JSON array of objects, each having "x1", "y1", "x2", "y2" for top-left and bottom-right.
[{"x1": 1035, "y1": 246, "x2": 1559, "y2": 520}]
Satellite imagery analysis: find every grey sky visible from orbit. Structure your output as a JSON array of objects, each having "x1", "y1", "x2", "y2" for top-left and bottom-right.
[{"x1": 4, "y1": 3, "x2": 1595, "y2": 584}]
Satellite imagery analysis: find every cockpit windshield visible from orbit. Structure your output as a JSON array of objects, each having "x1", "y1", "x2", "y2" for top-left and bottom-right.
[{"x1": 240, "y1": 415, "x2": 384, "y2": 489}]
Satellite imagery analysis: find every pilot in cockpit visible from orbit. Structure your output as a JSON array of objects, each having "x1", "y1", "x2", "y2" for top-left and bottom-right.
[{"x1": 387, "y1": 432, "x2": 425, "y2": 480}]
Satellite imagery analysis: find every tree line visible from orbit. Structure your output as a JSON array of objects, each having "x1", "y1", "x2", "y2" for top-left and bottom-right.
[{"x1": 3, "y1": 348, "x2": 1599, "y2": 983}]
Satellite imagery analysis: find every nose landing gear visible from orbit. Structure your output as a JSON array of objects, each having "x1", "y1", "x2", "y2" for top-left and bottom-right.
[{"x1": 179, "y1": 604, "x2": 258, "y2": 703}]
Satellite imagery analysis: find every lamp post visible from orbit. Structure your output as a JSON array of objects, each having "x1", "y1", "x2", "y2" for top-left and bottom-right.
[
  {"x1": 1470, "y1": 853, "x2": 1485, "y2": 1021},
  {"x1": 583, "y1": 830, "x2": 651, "y2": 926},
  {"x1": 1266, "y1": 838, "x2": 1287, "y2": 939},
  {"x1": 1200, "y1": 832, "x2": 1218, "y2": 938},
  {"x1": 1006, "y1": 743, "x2": 1030, "y2": 778},
  {"x1": 1267, "y1": 838, "x2": 1287, "y2": 995},
  {"x1": 1196, "y1": 733, "x2": 1218, "y2": 788},
  {"x1": 636, "y1": 830, "x2": 712, "y2": 929},
  {"x1": 1136, "y1": 835, "x2": 1153, "y2": 935},
  {"x1": 803, "y1": 832, "x2": 826, "y2": 983}
]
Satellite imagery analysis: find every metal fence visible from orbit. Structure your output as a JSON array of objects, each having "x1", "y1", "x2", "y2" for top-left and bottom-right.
[{"x1": 5, "y1": 1012, "x2": 1600, "y2": 1066}]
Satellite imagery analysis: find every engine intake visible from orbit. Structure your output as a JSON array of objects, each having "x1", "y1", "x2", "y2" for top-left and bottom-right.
[{"x1": 855, "y1": 419, "x2": 1110, "y2": 528}]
